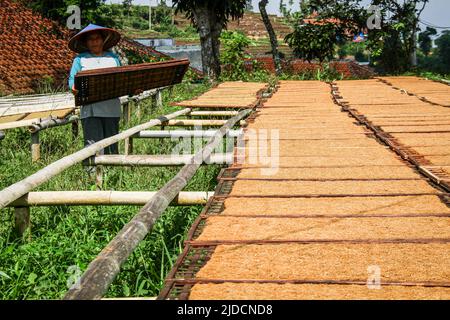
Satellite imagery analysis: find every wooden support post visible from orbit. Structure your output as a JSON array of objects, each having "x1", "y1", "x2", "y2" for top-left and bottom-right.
[
  {"x1": 14, "y1": 206, "x2": 30, "y2": 237},
  {"x1": 124, "y1": 137, "x2": 133, "y2": 155},
  {"x1": 31, "y1": 131, "x2": 40, "y2": 162},
  {"x1": 96, "y1": 166, "x2": 103, "y2": 190},
  {"x1": 123, "y1": 102, "x2": 132, "y2": 155},
  {"x1": 136, "y1": 102, "x2": 141, "y2": 120},
  {"x1": 155, "y1": 90, "x2": 163, "y2": 108},
  {"x1": 122, "y1": 102, "x2": 131, "y2": 124},
  {"x1": 95, "y1": 151, "x2": 103, "y2": 190},
  {"x1": 71, "y1": 121, "x2": 79, "y2": 141}
]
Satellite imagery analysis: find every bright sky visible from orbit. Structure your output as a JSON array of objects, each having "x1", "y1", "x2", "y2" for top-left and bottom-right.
[{"x1": 108, "y1": 0, "x2": 450, "y2": 31}]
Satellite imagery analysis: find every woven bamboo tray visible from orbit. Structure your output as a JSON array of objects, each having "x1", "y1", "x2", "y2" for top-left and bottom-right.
[
  {"x1": 189, "y1": 282, "x2": 450, "y2": 300},
  {"x1": 194, "y1": 243, "x2": 450, "y2": 283},
  {"x1": 74, "y1": 59, "x2": 189, "y2": 106},
  {"x1": 220, "y1": 195, "x2": 450, "y2": 216},
  {"x1": 196, "y1": 216, "x2": 450, "y2": 241}
]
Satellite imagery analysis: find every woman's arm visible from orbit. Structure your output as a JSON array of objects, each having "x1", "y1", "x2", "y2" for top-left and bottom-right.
[
  {"x1": 113, "y1": 53, "x2": 122, "y2": 67},
  {"x1": 68, "y1": 56, "x2": 81, "y2": 94}
]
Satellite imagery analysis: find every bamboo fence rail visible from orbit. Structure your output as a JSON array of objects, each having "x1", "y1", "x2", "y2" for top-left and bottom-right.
[
  {"x1": 0, "y1": 108, "x2": 191, "y2": 210},
  {"x1": 93, "y1": 154, "x2": 234, "y2": 167},
  {"x1": 9, "y1": 191, "x2": 213, "y2": 207}
]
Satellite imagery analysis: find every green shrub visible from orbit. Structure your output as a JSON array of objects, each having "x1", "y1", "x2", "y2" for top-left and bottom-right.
[{"x1": 219, "y1": 30, "x2": 269, "y2": 82}]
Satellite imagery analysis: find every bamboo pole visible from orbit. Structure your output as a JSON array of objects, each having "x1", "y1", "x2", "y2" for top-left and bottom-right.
[
  {"x1": 0, "y1": 92, "x2": 71, "y2": 102},
  {"x1": 0, "y1": 118, "x2": 45, "y2": 131},
  {"x1": 9, "y1": 191, "x2": 213, "y2": 206},
  {"x1": 94, "y1": 154, "x2": 234, "y2": 167},
  {"x1": 0, "y1": 104, "x2": 74, "y2": 117},
  {"x1": 0, "y1": 108, "x2": 191, "y2": 210},
  {"x1": 63, "y1": 109, "x2": 252, "y2": 300},
  {"x1": 0, "y1": 131, "x2": 4, "y2": 140},
  {"x1": 28, "y1": 115, "x2": 79, "y2": 133},
  {"x1": 31, "y1": 131, "x2": 40, "y2": 162},
  {"x1": 134, "y1": 129, "x2": 242, "y2": 139},
  {"x1": 163, "y1": 119, "x2": 246, "y2": 127}
]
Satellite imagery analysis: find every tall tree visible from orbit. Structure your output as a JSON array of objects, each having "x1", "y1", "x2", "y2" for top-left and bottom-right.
[
  {"x1": 371, "y1": 0, "x2": 429, "y2": 67},
  {"x1": 172, "y1": 0, "x2": 247, "y2": 80},
  {"x1": 418, "y1": 26, "x2": 437, "y2": 56},
  {"x1": 259, "y1": 0, "x2": 282, "y2": 75}
]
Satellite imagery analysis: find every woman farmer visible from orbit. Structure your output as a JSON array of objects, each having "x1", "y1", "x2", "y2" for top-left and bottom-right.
[{"x1": 68, "y1": 24, "x2": 122, "y2": 155}]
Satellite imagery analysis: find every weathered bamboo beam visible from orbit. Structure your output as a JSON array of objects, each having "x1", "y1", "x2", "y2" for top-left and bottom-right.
[
  {"x1": 63, "y1": 109, "x2": 252, "y2": 300},
  {"x1": 9, "y1": 191, "x2": 213, "y2": 206},
  {"x1": 0, "y1": 92, "x2": 71, "y2": 103},
  {"x1": 0, "y1": 104, "x2": 74, "y2": 117},
  {"x1": 0, "y1": 108, "x2": 191, "y2": 210},
  {"x1": 163, "y1": 119, "x2": 246, "y2": 127},
  {"x1": 134, "y1": 129, "x2": 242, "y2": 139},
  {"x1": 189, "y1": 111, "x2": 239, "y2": 117},
  {"x1": 28, "y1": 115, "x2": 79, "y2": 133},
  {"x1": 0, "y1": 118, "x2": 45, "y2": 131},
  {"x1": 94, "y1": 154, "x2": 233, "y2": 167}
]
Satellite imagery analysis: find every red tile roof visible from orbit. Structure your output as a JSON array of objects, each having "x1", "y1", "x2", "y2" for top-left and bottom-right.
[
  {"x1": 0, "y1": 0, "x2": 75, "y2": 95},
  {"x1": 0, "y1": 0, "x2": 178, "y2": 95}
]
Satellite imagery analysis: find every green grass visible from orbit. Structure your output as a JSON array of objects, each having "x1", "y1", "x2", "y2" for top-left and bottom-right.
[{"x1": 0, "y1": 80, "x2": 220, "y2": 299}]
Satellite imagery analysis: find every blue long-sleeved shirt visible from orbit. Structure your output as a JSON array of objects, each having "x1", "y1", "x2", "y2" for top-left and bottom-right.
[{"x1": 69, "y1": 51, "x2": 122, "y2": 119}]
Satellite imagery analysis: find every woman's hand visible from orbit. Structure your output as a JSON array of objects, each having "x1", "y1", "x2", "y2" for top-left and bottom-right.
[{"x1": 72, "y1": 85, "x2": 79, "y2": 96}]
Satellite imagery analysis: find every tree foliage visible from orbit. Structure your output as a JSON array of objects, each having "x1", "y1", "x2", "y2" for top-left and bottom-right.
[
  {"x1": 435, "y1": 31, "x2": 450, "y2": 73},
  {"x1": 285, "y1": 22, "x2": 338, "y2": 62},
  {"x1": 22, "y1": 0, "x2": 121, "y2": 29},
  {"x1": 284, "y1": 0, "x2": 366, "y2": 63},
  {"x1": 368, "y1": 0, "x2": 429, "y2": 73},
  {"x1": 172, "y1": 0, "x2": 247, "y2": 80},
  {"x1": 220, "y1": 31, "x2": 252, "y2": 80},
  {"x1": 418, "y1": 27, "x2": 437, "y2": 56},
  {"x1": 172, "y1": 0, "x2": 246, "y2": 30}
]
